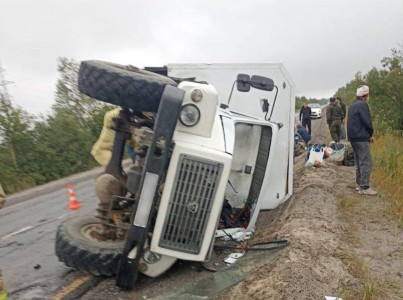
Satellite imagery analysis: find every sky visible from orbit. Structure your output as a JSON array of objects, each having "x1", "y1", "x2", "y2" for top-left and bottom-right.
[{"x1": 0, "y1": 0, "x2": 402, "y2": 115}]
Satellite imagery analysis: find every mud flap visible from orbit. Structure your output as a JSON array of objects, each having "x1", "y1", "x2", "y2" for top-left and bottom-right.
[{"x1": 116, "y1": 85, "x2": 184, "y2": 289}]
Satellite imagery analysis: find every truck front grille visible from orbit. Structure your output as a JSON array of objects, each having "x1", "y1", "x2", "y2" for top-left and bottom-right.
[{"x1": 159, "y1": 154, "x2": 223, "y2": 254}]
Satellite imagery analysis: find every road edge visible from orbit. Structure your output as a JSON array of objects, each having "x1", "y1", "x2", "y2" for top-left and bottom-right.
[{"x1": 3, "y1": 160, "x2": 132, "y2": 208}]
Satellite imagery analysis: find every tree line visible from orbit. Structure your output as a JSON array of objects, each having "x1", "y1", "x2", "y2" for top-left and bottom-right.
[
  {"x1": 334, "y1": 48, "x2": 402, "y2": 133},
  {"x1": 295, "y1": 96, "x2": 328, "y2": 110},
  {"x1": 0, "y1": 58, "x2": 113, "y2": 194}
]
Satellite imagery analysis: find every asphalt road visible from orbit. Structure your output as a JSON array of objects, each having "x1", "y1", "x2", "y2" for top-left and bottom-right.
[
  {"x1": 0, "y1": 177, "x2": 99, "y2": 299},
  {"x1": 0, "y1": 164, "x2": 225, "y2": 300}
]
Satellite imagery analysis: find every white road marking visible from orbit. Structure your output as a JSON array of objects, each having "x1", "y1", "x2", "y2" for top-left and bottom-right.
[
  {"x1": 0, "y1": 225, "x2": 34, "y2": 241},
  {"x1": 0, "y1": 212, "x2": 73, "y2": 242},
  {"x1": 57, "y1": 212, "x2": 73, "y2": 219}
]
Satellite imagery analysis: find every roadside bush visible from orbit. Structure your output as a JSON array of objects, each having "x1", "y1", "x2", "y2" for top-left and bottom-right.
[{"x1": 371, "y1": 131, "x2": 403, "y2": 223}]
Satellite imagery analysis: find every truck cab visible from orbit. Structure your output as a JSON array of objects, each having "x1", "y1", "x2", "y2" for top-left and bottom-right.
[{"x1": 55, "y1": 61, "x2": 295, "y2": 289}]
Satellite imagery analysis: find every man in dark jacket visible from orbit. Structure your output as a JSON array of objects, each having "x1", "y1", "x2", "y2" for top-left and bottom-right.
[
  {"x1": 336, "y1": 96, "x2": 347, "y2": 139},
  {"x1": 299, "y1": 102, "x2": 312, "y2": 135},
  {"x1": 326, "y1": 97, "x2": 344, "y2": 142},
  {"x1": 296, "y1": 123, "x2": 311, "y2": 143},
  {"x1": 347, "y1": 85, "x2": 377, "y2": 195}
]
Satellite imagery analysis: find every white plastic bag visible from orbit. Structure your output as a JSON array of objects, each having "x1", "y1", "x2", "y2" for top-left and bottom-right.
[{"x1": 306, "y1": 147, "x2": 324, "y2": 167}]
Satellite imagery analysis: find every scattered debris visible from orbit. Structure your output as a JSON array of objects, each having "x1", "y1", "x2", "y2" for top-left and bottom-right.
[
  {"x1": 224, "y1": 252, "x2": 245, "y2": 265},
  {"x1": 249, "y1": 240, "x2": 289, "y2": 251},
  {"x1": 201, "y1": 262, "x2": 218, "y2": 272},
  {"x1": 215, "y1": 228, "x2": 253, "y2": 242},
  {"x1": 33, "y1": 264, "x2": 41, "y2": 270}
]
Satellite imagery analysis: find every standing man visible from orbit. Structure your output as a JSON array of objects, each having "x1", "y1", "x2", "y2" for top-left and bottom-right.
[
  {"x1": 347, "y1": 85, "x2": 377, "y2": 195},
  {"x1": 326, "y1": 97, "x2": 344, "y2": 142},
  {"x1": 336, "y1": 96, "x2": 347, "y2": 139},
  {"x1": 299, "y1": 102, "x2": 312, "y2": 135}
]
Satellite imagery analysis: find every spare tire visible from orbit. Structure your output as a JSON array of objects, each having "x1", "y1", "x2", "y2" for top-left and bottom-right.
[
  {"x1": 55, "y1": 215, "x2": 125, "y2": 276},
  {"x1": 78, "y1": 60, "x2": 178, "y2": 112}
]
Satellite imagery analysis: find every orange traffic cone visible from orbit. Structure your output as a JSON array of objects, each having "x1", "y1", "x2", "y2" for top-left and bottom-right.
[{"x1": 67, "y1": 183, "x2": 82, "y2": 210}]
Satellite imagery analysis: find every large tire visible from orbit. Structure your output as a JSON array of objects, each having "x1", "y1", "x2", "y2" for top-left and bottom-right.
[
  {"x1": 55, "y1": 215, "x2": 125, "y2": 276},
  {"x1": 78, "y1": 60, "x2": 178, "y2": 112}
]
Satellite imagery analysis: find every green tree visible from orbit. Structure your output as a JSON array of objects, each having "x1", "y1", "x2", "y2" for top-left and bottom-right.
[
  {"x1": 334, "y1": 48, "x2": 403, "y2": 132},
  {"x1": 53, "y1": 57, "x2": 106, "y2": 127},
  {"x1": 334, "y1": 72, "x2": 365, "y2": 106},
  {"x1": 0, "y1": 91, "x2": 37, "y2": 192},
  {"x1": 0, "y1": 58, "x2": 113, "y2": 193},
  {"x1": 373, "y1": 48, "x2": 403, "y2": 130},
  {"x1": 32, "y1": 57, "x2": 111, "y2": 181},
  {"x1": 295, "y1": 96, "x2": 328, "y2": 110}
]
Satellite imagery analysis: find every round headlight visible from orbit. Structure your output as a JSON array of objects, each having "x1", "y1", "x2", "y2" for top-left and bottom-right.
[
  {"x1": 191, "y1": 89, "x2": 203, "y2": 102},
  {"x1": 179, "y1": 104, "x2": 200, "y2": 127}
]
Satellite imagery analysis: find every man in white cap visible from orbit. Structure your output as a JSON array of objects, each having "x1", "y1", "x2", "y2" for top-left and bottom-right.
[{"x1": 347, "y1": 85, "x2": 377, "y2": 195}]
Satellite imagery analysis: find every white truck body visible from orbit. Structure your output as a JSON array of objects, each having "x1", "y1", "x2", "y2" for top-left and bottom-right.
[
  {"x1": 168, "y1": 63, "x2": 295, "y2": 210},
  {"x1": 150, "y1": 64, "x2": 295, "y2": 261}
]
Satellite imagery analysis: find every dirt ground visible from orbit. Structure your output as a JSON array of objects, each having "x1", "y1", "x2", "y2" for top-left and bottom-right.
[{"x1": 215, "y1": 114, "x2": 403, "y2": 299}]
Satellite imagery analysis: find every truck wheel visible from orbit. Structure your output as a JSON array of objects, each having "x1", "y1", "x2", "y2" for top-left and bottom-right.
[
  {"x1": 55, "y1": 215, "x2": 125, "y2": 276},
  {"x1": 78, "y1": 60, "x2": 178, "y2": 113}
]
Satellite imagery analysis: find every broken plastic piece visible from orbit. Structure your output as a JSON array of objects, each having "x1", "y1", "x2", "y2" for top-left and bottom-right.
[
  {"x1": 216, "y1": 228, "x2": 253, "y2": 242},
  {"x1": 224, "y1": 252, "x2": 245, "y2": 264},
  {"x1": 228, "y1": 253, "x2": 244, "y2": 259}
]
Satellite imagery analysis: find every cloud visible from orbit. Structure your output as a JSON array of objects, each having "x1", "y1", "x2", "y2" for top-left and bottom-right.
[{"x1": 0, "y1": 0, "x2": 402, "y2": 114}]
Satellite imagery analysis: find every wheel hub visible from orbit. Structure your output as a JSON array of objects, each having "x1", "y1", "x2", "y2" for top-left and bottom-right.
[{"x1": 80, "y1": 223, "x2": 123, "y2": 242}]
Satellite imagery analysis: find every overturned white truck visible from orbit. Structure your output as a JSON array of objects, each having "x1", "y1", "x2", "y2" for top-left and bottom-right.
[{"x1": 55, "y1": 61, "x2": 295, "y2": 289}]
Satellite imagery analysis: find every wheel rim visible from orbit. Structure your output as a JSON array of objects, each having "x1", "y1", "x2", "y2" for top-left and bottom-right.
[{"x1": 80, "y1": 223, "x2": 124, "y2": 243}]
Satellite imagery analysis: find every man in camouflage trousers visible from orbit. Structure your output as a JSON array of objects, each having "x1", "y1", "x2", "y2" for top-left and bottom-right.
[
  {"x1": 326, "y1": 97, "x2": 344, "y2": 142},
  {"x1": 336, "y1": 96, "x2": 347, "y2": 139}
]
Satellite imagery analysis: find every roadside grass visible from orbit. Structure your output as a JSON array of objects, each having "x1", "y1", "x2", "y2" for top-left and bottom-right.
[
  {"x1": 361, "y1": 272, "x2": 400, "y2": 300},
  {"x1": 328, "y1": 118, "x2": 402, "y2": 298},
  {"x1": 335, "y1": 196, "x2": 366, "y2": 299},
  {"x1": 336, "y1": 195, "x2": 402, "y2": 299},
  {"x1": 330, "y1": 127, "x2": 402, "y2": 226},
  {"x1": 371, "y1": 132, "x2": 403, "y2": 226}
]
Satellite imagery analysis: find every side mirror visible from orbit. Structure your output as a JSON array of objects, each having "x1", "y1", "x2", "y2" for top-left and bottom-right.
[
  {"x1": 236, "y1": 74, "x2": 251, "y2": 92},
  {"x1": 250, "y1": 75, "x2": 274, "y2": 91},
  {"x1": 260, "y1": 99, "x2": 269, "y2": 113}
]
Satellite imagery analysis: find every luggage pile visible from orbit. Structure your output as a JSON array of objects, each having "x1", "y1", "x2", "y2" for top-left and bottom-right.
[{"x1": 305, "y1": 142, "x2": 355, "y2": 167}]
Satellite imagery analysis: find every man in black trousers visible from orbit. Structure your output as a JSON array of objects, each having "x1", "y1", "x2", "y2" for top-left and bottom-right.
[{"x1": 299, "y1": 102, "x2": 312, "y2": 135}]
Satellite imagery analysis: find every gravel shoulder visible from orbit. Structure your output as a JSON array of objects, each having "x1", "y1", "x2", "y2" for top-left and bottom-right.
[{"x1": 215, "y1": 114, "x2": 403, "y2": 299}]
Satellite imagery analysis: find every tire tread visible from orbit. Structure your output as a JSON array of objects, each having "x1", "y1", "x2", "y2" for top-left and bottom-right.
[
  {"x1": 78, "y1": 60, "x2": 177, "y2": 112},
  {"x1": 55, "y1": 216, "x2": 123, "y2": 276}
]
